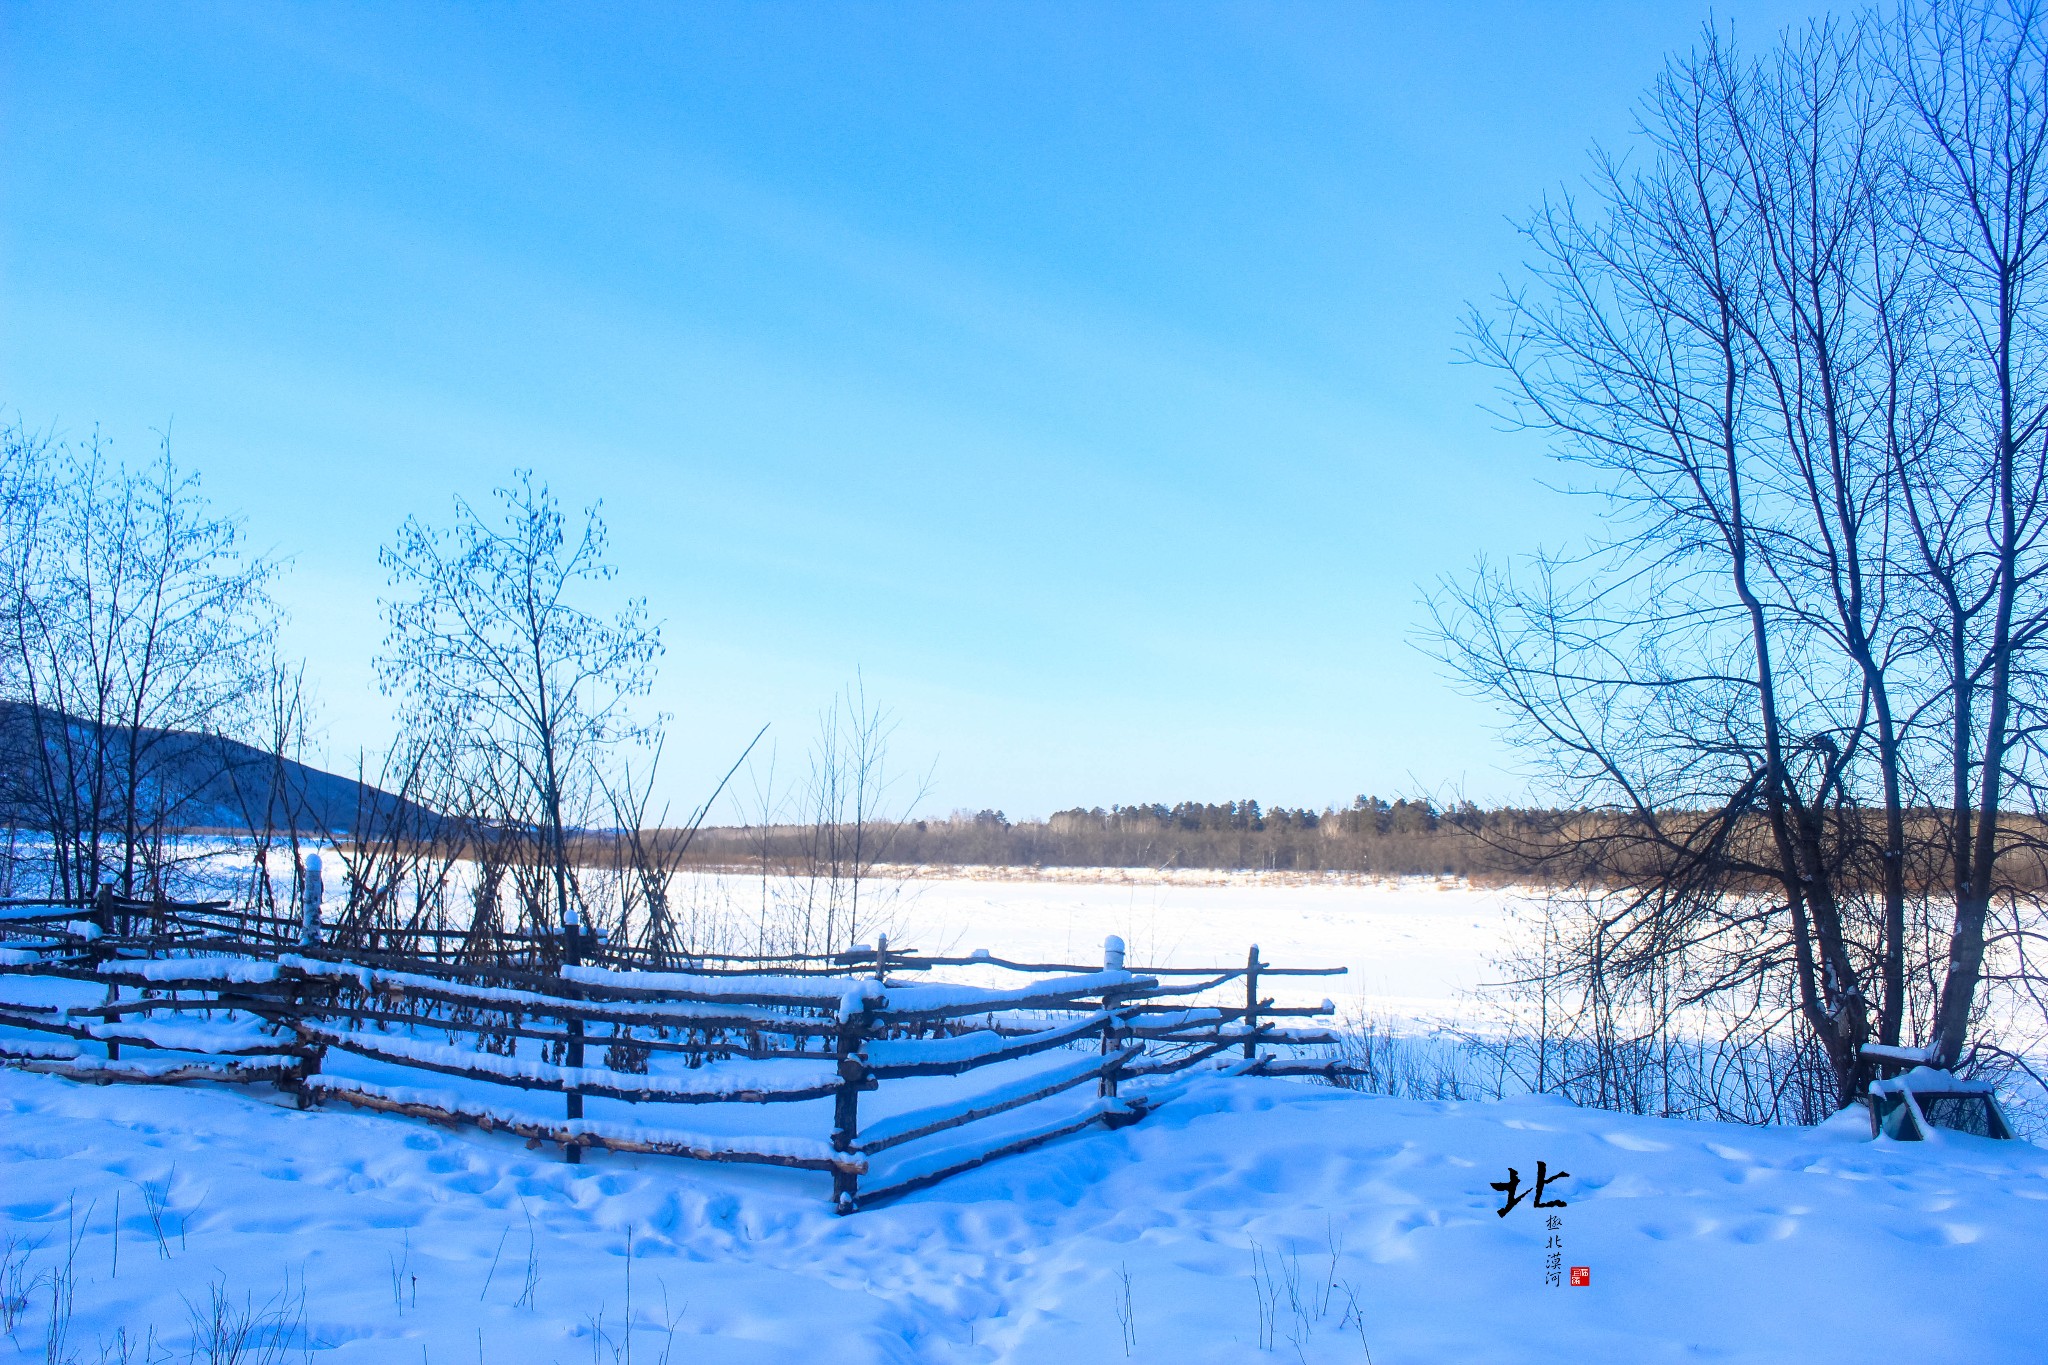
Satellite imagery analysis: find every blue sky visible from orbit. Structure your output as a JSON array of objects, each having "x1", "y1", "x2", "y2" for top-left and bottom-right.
[{"x1": 0, "y1": 1, "x2": 1832, "y2": 820}]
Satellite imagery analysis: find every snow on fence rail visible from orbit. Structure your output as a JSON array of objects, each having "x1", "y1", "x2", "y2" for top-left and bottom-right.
[{"x1": 0, "y1": 890, "x2": 1354, "y2": 1210}]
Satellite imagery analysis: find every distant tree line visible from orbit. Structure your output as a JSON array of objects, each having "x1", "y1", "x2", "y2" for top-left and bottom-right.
[
  {"x1": 681, "y1": 797, "x2": 1574, "y2": 879},
  {"x1": 679, "y1": 796, "x2": 2048, "y2": 889}
]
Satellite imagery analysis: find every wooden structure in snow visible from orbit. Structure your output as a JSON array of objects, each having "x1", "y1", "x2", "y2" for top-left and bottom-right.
[
  {"x1": 1859, "y1": 1041, "x2": 2019, "y2": 1142},
  {"x1": 0, "y1": 891, "x2": 1353, "y2": 1210},
  {"x1": 1866, "y1": 1066, "x2": 2017, "y2": 1142}
]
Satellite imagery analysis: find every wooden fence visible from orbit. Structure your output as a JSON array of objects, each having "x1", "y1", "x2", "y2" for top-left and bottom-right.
[{"x1": 0, "y1": 891, "x2": 1354, "y2": 1211}]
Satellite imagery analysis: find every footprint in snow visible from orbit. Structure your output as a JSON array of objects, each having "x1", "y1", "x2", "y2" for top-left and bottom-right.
[
  {"x1": 441, "y1": 1171, "x2": 497, "y2": 1196},
  {"x1": 1729, "y1": 1216, "x2": 1797, "y2": 1244},
  {"x1": 1389, "y1": 1207, "x2": 1444, "y2": 1235},
  {"x1": 1600, "y1": 1131, "x2": 1672, "y2": 1152},
  {"x1": 1892, "y1": 1222, "x2": 1982, "y2": 1245}
]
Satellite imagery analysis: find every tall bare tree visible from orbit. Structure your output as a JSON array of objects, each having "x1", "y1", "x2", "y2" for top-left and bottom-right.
[
  {"x1": 1442, "y1": 3, "x2": 2048, "y2": 1115},
  {"x1": 1889, "y1": 0, "x2": 2048, "y2": 1072},
  {"x1": 377, "y1": 470, "x2": 662, "y2": 936}
]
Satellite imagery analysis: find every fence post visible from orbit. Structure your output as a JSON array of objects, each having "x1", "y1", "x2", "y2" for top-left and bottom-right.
[
  {"x1": 94, "y1": 882, "x2": 119, "y2": 1061},
  {"x1": 300, "y1": 854, "x2": 323, "y2": 947},
  {"x1": 1100, "y1": 935, "x2": 1126, "y2": 1100},
  {"x1": 873, "y1": 933, "x2": 889, "y2": 980},
  {"x1": 831, "y1": 1000, "x2": 873, "y2": 1213},
  {"x1": 287, "y1": 981, "x2": 323, "y2": 1110},
  {"x1": 93, "y1": 881, "x2": 114, "y2": 943},
  {"x1": 563, "y1": 908, "x2": 586, "y2": 1165},
  {"x1": 1243, "y1": 944, "x2": 1262, "y2": 1062}
]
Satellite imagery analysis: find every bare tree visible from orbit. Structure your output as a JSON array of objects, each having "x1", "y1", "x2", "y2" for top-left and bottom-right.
[
  {"x1": 712, "y1": 680, "x2": 931, "y2": 962},
  {"x1": 1889, "y1": 0, "x2": 2048, "y2": 1072},
  {"x1": 791, "y1": 677, "x2": 916, "y2": 957},
  {"x1": 588, "y1": 723, "x2": 767, "y2": 966},
  {"x1": 0, "y1": 424, "x2": 277, "y2": 899},
  {"x1": 225, "y1": 655, "x2": 319, "y2": 916},
  {"x1": 377, "y1": 470, "x2": 662, "y2": 936},
  {"x1": 1442, "y1": 4, "x2": 2048, "y2": 1117},
  {"x1": 0, "y1": 420, "x2": 46, "y2": 895}
]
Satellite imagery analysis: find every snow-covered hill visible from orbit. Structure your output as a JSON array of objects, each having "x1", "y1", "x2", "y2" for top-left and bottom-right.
[{"x1": 4, "y1": 1065, "x2": 2041, "y2": 1363}]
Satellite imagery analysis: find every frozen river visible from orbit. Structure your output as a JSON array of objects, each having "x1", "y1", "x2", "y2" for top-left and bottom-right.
[{"x1": 690, "y1": 867, "x2": 1539, "y2": 1021}]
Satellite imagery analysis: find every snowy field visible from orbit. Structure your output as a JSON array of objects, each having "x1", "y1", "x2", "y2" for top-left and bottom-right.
[
  {"x1": 4, "y1": 871, "x2": 2045, "y2": 1362},
  {"x1": 4, "y1": 1064, "x2": 2044, "y2": 1362},
  {"x1": 718, "y1": 868, "x2": 1527, "y2": 1019}
]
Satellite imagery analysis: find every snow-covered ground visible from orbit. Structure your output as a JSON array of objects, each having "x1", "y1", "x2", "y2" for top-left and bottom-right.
[
  {"x1": 6, "y1": 871, "x2": 2044, "y2": 1362},
  {"x1": 5, "y1": 1063, "x2": 2043, "y2": 1363},
  {"x1": 730, "y1": 869, "x2": 1527, "y2": 1018}
]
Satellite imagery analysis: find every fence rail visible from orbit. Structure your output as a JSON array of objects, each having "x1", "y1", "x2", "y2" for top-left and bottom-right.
[{"x1": 0, "y1": 891, "x2": 1354, "y2": 1210}]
